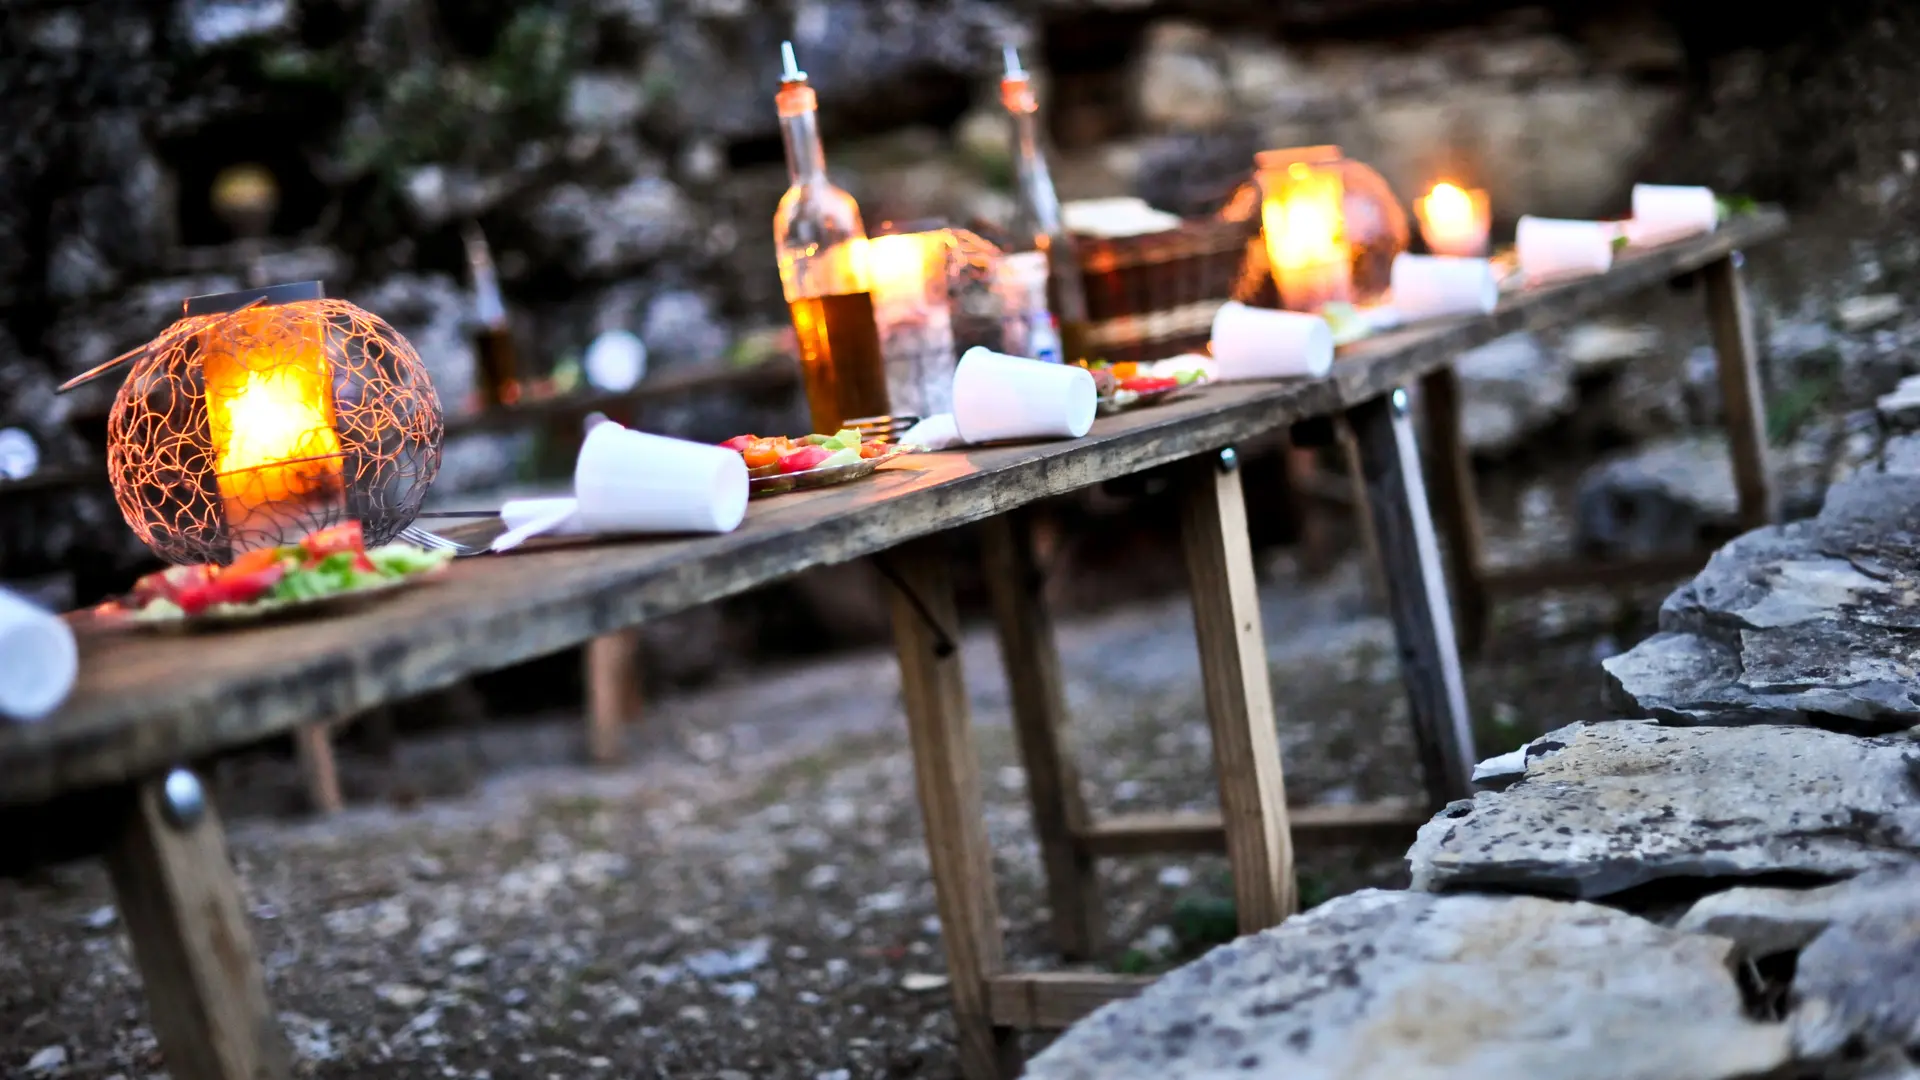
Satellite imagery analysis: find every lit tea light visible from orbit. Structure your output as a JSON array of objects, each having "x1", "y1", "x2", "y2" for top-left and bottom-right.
[
  {"x1": 200, "y1": 293, "x2": 347, "y2": 553},
  {"x1": 1415, "y1": 181, "x2": 1491, "y2": 258},
  {"x1": 1260, "y1": 160, "x2": 1353, "y2": 313}
]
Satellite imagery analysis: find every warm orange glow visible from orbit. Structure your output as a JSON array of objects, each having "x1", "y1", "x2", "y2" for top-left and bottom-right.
[
  {"x1": 867, "y1": 232, "x2": 945, "y2": 317},
  {"x1": 201, "y1": 309, "x2": 344, "y2": 551},
  {"x1": 1260, "y1": 160, "x2": 1352, "y2": 312},
  {"x1": 1415, "y1": 181, "x2": 1491, "y2": 258}
]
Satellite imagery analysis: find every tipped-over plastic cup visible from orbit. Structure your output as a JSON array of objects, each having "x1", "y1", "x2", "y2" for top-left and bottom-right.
[
  {"x1": 1625, "y1": 184, "x2": 1717, "y2": 247},
  {"x1": 1391, "y1": 254, "x2": 1499, "y2": 322},
  {"x1": 573, "y1": 423, "x2": 749, "y2": 534},
  {"x1": 0, "y1": 588, "x2": 77, "y2": 722},
  {"x1": 1209, "y1": 301, "x2": 1335, "y2": 381},
  {"x1": 1516, "y1": 216, "x2": 1614, "y2": 283},
  {"x1": 951, "y1": 346, "x2": 1098, "y2": 444}
]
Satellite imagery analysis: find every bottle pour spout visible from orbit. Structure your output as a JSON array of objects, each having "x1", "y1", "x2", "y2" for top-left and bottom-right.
[
  {"x1": 781, "y1": 40, "x2": 806, "y2": 82},
  {"x1": 1003, "y1": 45, "x2": 1024, "y2": 77}
]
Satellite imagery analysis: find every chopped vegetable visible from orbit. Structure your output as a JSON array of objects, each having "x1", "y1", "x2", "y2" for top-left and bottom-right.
[
  {"x1": 302, "y1": 521, "x2": 365, "y2": 562},
  {"x1": 778, "y1": 445, "x2": 834, "y2": 473},
  {"x1": 116, "y1": 521, "x2": 449, "y2": 621},
  {"x1": 1118, "y1": 375, "x2": 1179, "y2": 394}
]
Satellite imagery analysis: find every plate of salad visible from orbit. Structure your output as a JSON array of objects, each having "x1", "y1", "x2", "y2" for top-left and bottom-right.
[
  {"x1": 720, "y1": 428, "x2": 918, "y2": 498},
  {"x1": 1075, "y1": 360, "x2": 1209, "y2": 415},
  {"x1": 93, "y1": 521, "x2": 454, "y2": 632}
]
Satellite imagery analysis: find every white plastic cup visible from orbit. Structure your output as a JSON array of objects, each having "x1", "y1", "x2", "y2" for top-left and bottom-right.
[
  {"x1": 572, "y1": 422, "x2": 749, "y2": 534},
  {"x1": 1516, "y1": 216, "x2": 1614, "y2": 282},
  {"x1": 1391, "y1": 254, "x2": 1500, "y2": 322},
  {"x1": 1208, "y1": 301, "x2": 1334, "y2": 381},
  {"x1": 0, "y1": 587, "x2": 77, "y2": 721},
  {"x1": 1626, "y1": 184, "x2": 1717, "y2": 246},
  {"x1": 951, "y1": 346, "x2": 1098, "y2": 444}
]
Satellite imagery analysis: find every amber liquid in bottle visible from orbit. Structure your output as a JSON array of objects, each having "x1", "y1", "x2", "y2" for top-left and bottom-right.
[
  {"x1": 790, "y1": 292, "x2": 888, "y2": 434},
  {"x1": 773, "y1": 43, "x2": 891, "y2": 431},
  {"x1": 465, "y1": 224, "x2": 521, "y2": 408}
]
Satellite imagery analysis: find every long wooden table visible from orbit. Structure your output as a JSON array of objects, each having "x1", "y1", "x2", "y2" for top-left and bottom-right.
[{"x1": 0, "y1": 210, "x2": 1784, "y2": 1080}]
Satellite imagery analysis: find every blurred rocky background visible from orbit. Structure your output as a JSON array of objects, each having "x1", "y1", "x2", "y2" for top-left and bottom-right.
[{"x1": 5, "y1": 0, "x2": 1920, "y2": 676}]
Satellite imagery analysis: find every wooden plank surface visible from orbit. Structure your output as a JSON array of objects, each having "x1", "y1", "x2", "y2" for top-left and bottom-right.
[
  {"x1": 1346, "y1": 391, "x2": 1477, "y2": 808},
  {"x1": 1418, "y1": 366, "x2": 1491, "y2": 657},
  {"x1": 105, "y1": 774, "x2": 293, "y2": 1080},
  {"x1": 884, "y1": 539, "x2": 1022, "y2": 1080},
  {"x1": 980, "y1": 513, "x2": 1105, "y2": 961},
  {"x1": 987, "y1": 972, "x2": 1155, "y2": 1030},
  {"x1": 0, "y1": 212, "x2": 1786, "y2": 807},
  {"x1": 1701, "y1": 254, "x2": 1780, "y2": 530},
  {"x1": 1076, "y1": 800, "x2": 1428, "y2": 856},
  {"x1": 1177, "y1": 454, "x2": 1296, "y2": 929}
]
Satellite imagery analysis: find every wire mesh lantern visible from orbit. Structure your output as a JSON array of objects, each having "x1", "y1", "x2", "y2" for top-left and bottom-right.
[{"x1": 90, "y1": 281, "x2": 443, "y2": 564}]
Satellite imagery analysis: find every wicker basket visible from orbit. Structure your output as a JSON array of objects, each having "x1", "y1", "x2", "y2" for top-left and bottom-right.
[{"x1": 1073, "y1": 210, "x2": 1262, "y2": 366}]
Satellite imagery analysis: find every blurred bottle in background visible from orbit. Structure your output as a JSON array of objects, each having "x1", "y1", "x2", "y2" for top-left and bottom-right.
[
  {"x1": 1000, "y1": 46, "x2": 1089, "y2": 364},
  {"x1": 464, "y1": 223, "x2": 521, "y2": 408}
]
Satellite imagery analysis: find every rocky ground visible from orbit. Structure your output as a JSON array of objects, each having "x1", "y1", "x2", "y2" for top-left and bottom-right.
[
  {"x1": 1023, "y1": 380, "x2": 1920, "y2": 1080},
  {"x1": 0, "y1": 535, "x2": 1658, "y2": 1078}
]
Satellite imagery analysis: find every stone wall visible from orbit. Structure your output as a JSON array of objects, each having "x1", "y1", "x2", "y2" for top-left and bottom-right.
[{"x1": 1025, "y1": 385, "x2": 1920, "y2": 1080}]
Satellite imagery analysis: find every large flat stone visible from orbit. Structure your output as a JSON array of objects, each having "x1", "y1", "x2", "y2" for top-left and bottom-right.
[
  {"x1": 1606, "y1": 471, "x2": 1920, "y2": 730},
  {"x1": 1601, "y1": 631, "x2": 1811, "y2": 726},
  {"x1": 1407, "y1": 721, "x2": 1920, "y2": 899},
  {"x1": 1025, "y1": 889, "x2": 1791, "y2": 1080},
  {"x1": 1679, "y1": 866, "x2": 1920, "y2": 1062}
]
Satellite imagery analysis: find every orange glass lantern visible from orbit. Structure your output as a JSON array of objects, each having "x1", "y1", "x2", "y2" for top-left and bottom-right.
[
  {"x1": 1255, "y1": 146, "x2": 1410, "y2": 311},
  {"x1": 1415, "y1": 181, "x2": 1491, "y2": 258},
  {"x1": 100, "y1": 282, "x2": 443, "y2": 563}
]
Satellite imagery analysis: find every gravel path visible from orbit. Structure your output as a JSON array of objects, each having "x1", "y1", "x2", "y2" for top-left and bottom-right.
[{"x1": 0, "y1": 555, "x2": 1645, "y2": 1079}]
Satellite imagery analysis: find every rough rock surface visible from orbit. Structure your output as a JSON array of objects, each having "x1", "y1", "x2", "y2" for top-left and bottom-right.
[
  {"x1": 1024, "y1": 889, "x2": 1791, "y2": 1080},
  {"x1": 1679, "y1": 866, "x2": 1920, "y2": 1062},
  {"x1": 1574, "y1": 435, "x2": 1738, "y2": 559},
  {"x1": 1406, "y1": 720, "x2": 1920, "y2": 898},
  {"x1": 1603, "y1": 456, "x2": 1920, "y2": 731},
  {"x1": 1452, "y1": 332, "x2": 1575, "y2": 456}
]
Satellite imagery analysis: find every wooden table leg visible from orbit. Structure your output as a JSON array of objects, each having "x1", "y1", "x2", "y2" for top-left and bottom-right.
[
  {"x1": 105, "y1": 770, "x2": 291, "y2": 1080},
  {"x1": 1177, "y1": 450, "x2": 1296, "y2": 931},
  {"x1": 293, "y1": 723, "x2": 343, "y2": 815},
  {"x1": 1703, "y1": 253, "x2": 1779, "y2": 530},
  {"x1": 1418, "y1": 366, "x2": 1492, "y2": 658},
  {"x1": 585, "y1": 628, "x2": 644, "y2": 764},
  {"x1": 980, "y1": 511, "x2": 1105, "y2": 962},
  {"x1": 1346, "y1": 390, "x2": 1477, "y2": 807},
  {"x1": 882, "y1": 538, "x2": 1022, "y2": 1080}
]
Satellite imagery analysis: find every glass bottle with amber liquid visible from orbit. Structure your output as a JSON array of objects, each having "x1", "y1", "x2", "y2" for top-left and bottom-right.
[
  {"x1": 773, "y1": 41, "x2": 890, "y2": 433},
  {"x1": 1001, "y1": 46, "x2": 1090, "y2": 365},
  {"x1": 464, "y1": 223, "x2": 521, "y2": 408}
]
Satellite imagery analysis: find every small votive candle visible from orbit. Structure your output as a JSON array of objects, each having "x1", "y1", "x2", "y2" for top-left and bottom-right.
[{"x1": 1414, "y1": 182, "x2": 1491, "y2": 258}]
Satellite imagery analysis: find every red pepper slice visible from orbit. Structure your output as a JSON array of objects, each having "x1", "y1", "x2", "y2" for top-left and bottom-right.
[
  {"x1": 719, "y1": 434, "x2": 758, "y2": 452},
  {"x1": 778, "y1": 445, "x2": 833, "y2": 474},
  {"x1": 302, "y1": 521, "x2": 365, "y2": 562},
  {"x1": 131, "y1": 564, "x2": 216, "y2": 608},
  {"x1": 1118, "y1": 375, "x2": 1180, "y2": 394},
  {"x1": 177, "y1": 563, "x2": 287, "y2": 613}
]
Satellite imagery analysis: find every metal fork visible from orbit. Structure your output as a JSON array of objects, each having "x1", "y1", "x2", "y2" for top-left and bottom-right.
[{"x1": 398, "y1": 524, "x2": 487, "y2": 558}]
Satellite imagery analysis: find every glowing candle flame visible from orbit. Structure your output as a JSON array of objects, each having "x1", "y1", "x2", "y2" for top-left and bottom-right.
[
  {"x1": 1415, "y1": 181, "x2": 1491, "y2": 258},
  {"x1": 202, "y1": 308, "x2": 345, "y2": 552},
  {"x1": 1260, "y1": 161, "x2": 1353, "y2": 312}
]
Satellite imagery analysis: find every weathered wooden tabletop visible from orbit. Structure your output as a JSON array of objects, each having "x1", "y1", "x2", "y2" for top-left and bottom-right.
[{"x1": 0, "y1": 210, "x2": 1785, "y2": 807}]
